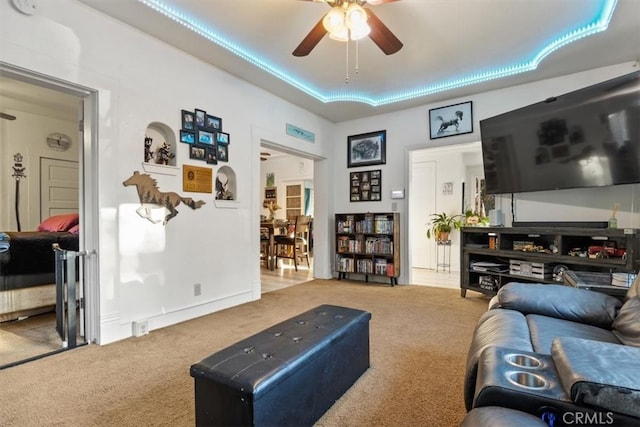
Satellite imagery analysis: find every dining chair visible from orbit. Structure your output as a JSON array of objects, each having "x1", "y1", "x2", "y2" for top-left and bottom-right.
[
  {"x1": 274, "y1": 215, "x2": 311, "y2": 271},
  {"x1": 260, "y1": 226, "x2": 270, "y2": 268}
]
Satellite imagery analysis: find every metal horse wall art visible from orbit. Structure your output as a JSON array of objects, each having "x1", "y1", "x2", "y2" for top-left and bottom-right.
[{"x1": 123, "y1": 171, "x2": 205, "y2": 224}]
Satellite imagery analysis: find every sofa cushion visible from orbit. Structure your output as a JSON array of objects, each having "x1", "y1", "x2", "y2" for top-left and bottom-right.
[
  {"x1": 612, "y1": 296, "x2": 640, "y2": 347},
  {"x1": 497, "y1": 283, "x2": 621, "y2": 329},
  {"x1": 527, "y1": 314, "x2": 621, "y2": 354},
  {"x1": 551, "y1": 337, "x2": 640, "y2": 418}
]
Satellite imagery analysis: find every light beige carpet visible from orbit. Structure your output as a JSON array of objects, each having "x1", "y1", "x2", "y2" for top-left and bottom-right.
[{"x1": 0, "y1": 279, "x2": 489, "y2": 426}]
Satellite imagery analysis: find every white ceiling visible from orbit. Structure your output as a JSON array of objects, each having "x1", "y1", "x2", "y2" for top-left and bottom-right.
[
  {"x1": 2, "y1": 0, "x2": 639, "y2": 125},
  {"x1": 74, "y1": 0, "x2": 640, "y2": 123}
]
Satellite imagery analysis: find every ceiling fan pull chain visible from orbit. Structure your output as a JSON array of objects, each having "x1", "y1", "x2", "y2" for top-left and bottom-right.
[
  {"x1": 355, "y1": 39, "x2": 360, "y2": 75},
  {"x1": 345, "y1": 40, "x2": 350, "y2": 84}
]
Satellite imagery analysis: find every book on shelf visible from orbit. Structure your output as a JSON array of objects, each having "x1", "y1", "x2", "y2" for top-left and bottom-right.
[
  {"x1": 337, "y1": 215, "x2": 355, "y2": 233},
  {"x1": 386, "y1": 263, "x2": 394, "y2": 277},
  {"x1": 470, "y1": 261, "x2": 509, "y2": 273},
  {"x1": 373, "y1": 215, "x2": 393, "y2": 234},
  {"x1": 335, "y1": 255, "x2": 354, "y2": 273},
  {"x1": 565, "y1": 270, "x2": 636, "y2": 289}
]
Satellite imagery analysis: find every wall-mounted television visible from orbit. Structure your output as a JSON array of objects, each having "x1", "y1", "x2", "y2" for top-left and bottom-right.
[{"x1": 480, "y1": 71, "x2": 640, "y2": 195}]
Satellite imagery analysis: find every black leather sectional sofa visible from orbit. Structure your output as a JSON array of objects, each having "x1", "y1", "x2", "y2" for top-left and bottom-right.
[{"x1": 462, "y1": 278, "x2": 640, "y2": 426}]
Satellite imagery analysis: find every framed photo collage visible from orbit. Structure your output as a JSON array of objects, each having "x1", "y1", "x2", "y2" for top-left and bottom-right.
[{"x1": 180, "y1": 108, "x2": 230, "y2": 164}]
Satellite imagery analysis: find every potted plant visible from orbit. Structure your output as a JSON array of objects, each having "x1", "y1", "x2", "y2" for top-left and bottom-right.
[
  {"x1": 426, "y1": 212, "x2": 463, "y2": 242},
  {"x1": 463, "y1": 208, "x2": 489, "y2": 227}
]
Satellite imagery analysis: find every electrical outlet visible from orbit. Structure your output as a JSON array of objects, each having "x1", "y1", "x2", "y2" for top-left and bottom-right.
[
  {"x1": 132, "y1": 320, "x2": 149, "y2": 337},
  {"x1": 194, "y1": 283, "x2": 201, "y2": 296}
]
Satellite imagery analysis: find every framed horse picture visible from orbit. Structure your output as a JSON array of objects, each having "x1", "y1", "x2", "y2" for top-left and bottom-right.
[{"x1": 429, "y1": 101, "x2": 473, "y2": 139}]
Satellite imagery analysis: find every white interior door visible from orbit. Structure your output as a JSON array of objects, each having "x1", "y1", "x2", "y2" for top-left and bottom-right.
[
  {"x1": 410, "y1": 160, "x2": 437, "y2": 269},
  {"x1": 40, "y1": 158, "x2": 79, "y2": 221}
]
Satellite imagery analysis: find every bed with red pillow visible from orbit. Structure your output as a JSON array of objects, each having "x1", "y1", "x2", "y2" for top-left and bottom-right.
[{"x1": 0, "y1": 214, "x2": 79, "y2": 321}]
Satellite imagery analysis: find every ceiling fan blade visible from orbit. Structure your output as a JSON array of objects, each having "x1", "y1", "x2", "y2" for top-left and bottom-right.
[
  {"x1": 293, "y1": 17, "x2": 328, "y2": 57},
  {"x1": 366, "y1": 8, "x2": 403, "y2": 55},
  {"x1": 0, "y1": 112, "x2": 17, "y2": 120}
]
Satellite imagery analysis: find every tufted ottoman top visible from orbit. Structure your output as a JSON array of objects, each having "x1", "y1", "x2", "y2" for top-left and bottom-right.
[{"x1": 190, "y1": 304, "x2": 371, "y2": 399}]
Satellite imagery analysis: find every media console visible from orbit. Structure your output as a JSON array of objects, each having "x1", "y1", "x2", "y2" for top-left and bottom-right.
[{"x1": 461, "y1": 226, "x2": 639, "y2": 297}]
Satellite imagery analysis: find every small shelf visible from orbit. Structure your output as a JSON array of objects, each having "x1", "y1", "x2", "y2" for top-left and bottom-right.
[{"x1": 141, "y1": 162, "x2": 180, "y2": 176}]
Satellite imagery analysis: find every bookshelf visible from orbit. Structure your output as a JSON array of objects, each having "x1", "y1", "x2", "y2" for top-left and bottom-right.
[{"x1": 335, "y1": 212, "x2": 400, "y2": 286}]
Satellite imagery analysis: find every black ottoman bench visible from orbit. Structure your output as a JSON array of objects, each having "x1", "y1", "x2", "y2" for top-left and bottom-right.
[{"x1": 189, "y1": 304, "x2": 371, "y2": 427}]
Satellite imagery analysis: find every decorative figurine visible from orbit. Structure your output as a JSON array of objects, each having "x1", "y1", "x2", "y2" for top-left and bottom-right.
[
  {"x1": 156, "y1": 141, "x2": 174, "y2": 165},
  {"x1": 215, "y1": 174, "x2": 234, "y2": 200},
  {"x1": 144, "y1": 136, "x2": 154, "y2": 163}
]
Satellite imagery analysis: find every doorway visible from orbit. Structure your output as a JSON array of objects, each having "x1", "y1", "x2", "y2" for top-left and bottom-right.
[
  {"x1": 259, "y1": 143, "x2": 315, "y2": 293},
  {"x1": 407, "y1": 141, "x2": 483, "y2": 289},
  {"x1": 0, "y1": 63, "x2": 99, "y2": 368}
]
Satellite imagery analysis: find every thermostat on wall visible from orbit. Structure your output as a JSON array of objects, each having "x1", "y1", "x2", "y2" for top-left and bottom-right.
[{"x1": 390, "y1": 189, "x2": 405, "y2": 199}]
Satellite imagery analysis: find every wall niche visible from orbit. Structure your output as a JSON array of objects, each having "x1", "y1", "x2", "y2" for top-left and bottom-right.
[
  {"x1": 215, "y1": 166, "x2": 236, "y2": 201},
  {"x1": 144, "y1": 122, "x2": 176, "y2": 167}
]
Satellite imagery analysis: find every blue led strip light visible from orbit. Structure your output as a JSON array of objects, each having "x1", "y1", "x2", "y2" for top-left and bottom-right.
[{"x1": 137, "y1": 0, "x2": 617, "y2": 107}]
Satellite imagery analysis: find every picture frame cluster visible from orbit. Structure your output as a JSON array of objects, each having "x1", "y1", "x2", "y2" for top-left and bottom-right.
[
  {"x1": 350, "y1": 169, "x2": 382, "y2": 202},
  {"x1": 180, "y1": 108, "x2": 230, "y2": 164}
]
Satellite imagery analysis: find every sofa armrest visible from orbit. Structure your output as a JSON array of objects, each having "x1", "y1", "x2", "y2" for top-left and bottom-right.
[
  {"x1": 464, "y1": 309, "x2": 533, "y2": 411},
  {"x1": 551, "y1": 336, "x2": 640, "y2": 418},
  {"x1": 495, "y1": 282, "x2": 621, "y2": 329}
]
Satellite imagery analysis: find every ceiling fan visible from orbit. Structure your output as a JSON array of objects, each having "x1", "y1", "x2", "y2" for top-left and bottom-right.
[
  {"x1": 260, "y1": 152, "x2": 271, "y2": 161},
  {"x1": 293, "y1": 0, "x2": 402, "y2": 57}
]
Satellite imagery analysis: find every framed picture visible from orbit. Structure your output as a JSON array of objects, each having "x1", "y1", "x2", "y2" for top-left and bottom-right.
[
  {"x1": 206, "y1": 146, "x2": 217, "y2": 165},
  {"x1": 189, "y1": 144, "x2": 207, "y2": 161},
  {"x1": 217, "y1": 143, "x2": 229, "y2": 162},
  {"x1": 181, "y1": 110, "x2": 195, "y2": 130},
  {"x1": 179, "y1": 130, "x2": 195, "y2": 144},
  {"x1": 206, "y1": 114, "x2": 222, "y2": 131},
  {"x1": 194, "y1": 109, "x2": 206, "y2": 128},
  {"x1": 347, "y1": 130, "x2": 386, "y2": 168},
  {"x1": 216, "y1": 131, "x2": 230, "y2": 145},
  {"x1": 197, "y1": 129, "x2": 215, "y2": 145},
  {"x1": 429, "y1": 101, "x2": 473, "y2": 139},
  {"x1": 264, "y1": 187, "x2": 277, "y2": 200},
  {"x1": 350, "y1": 169, "x2": 382, "y2": 202}
]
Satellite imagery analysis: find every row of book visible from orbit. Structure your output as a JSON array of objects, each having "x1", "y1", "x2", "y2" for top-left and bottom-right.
[
  {"x1": 336, "y1": 215, "x2": 394, "y2": 234},
  {"x1": 335, "y1": 255, "x2": 395, "y2": 276},
  {"x1": 336, "y1": 236, "x2": 394, "y2": 254}
]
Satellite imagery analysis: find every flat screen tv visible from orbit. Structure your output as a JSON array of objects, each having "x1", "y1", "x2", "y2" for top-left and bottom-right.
[{"x1": 480, "y1": 71, "x2": 640, "y2": 195}]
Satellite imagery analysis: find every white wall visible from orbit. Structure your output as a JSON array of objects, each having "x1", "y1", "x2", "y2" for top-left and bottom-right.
[
  {"x1": 2, "y1": 0, "x2": 638, "y2": 344},
  {"x1": 333, "y1": 62, "x2": 640, "y2": 284},
  {"x1": 1, "y1": 0, "x2": 333, "y2": 344}
]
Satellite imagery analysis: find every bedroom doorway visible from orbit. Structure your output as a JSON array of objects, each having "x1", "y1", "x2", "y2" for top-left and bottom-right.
[{"x1": 0, "y1": 63, "x2": 99, "y2": 368}]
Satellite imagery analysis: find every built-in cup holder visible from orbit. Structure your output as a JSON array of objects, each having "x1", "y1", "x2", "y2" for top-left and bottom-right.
[
  {"x1": 506, "y1": 371, "x2": 547, "y2": 390},
  {"x1": 504, "y1": 353, "x2": 542, "y2": 369}
]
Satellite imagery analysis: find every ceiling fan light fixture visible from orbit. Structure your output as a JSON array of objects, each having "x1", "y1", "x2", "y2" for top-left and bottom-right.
[
  {"x1": 345, "y1": 3, "x2": 368, "y2": 29},
  {"x1": 323, "y1": 6, "x2": 345, "y2": 34},
  {"x1": 349, "y1": 22, "x2": 371, "y2": 40},
  {"x1": 329, "y1": 26, "x2": 349, "y2": 41},
  {"x1": 323, "y1": 3, "x2": 371, "y2": 42}
]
